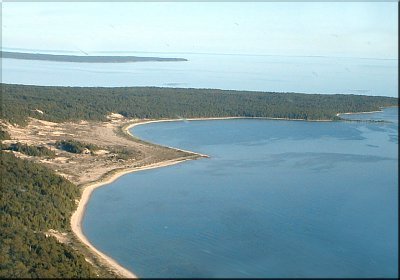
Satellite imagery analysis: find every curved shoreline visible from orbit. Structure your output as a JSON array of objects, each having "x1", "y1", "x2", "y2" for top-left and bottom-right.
[
  {"x1": 124, "y1": 120, "x2": 210, "y2": 157},
  {"x1": 70, "y1": 116, "x2": 325, "y2": 278},
  {"x1": 70, "y1": 110, "x2": 394, "y2": 278},
  {"x1": 70, "y1": 120, "x2": 209, "y2": 278},
  {"x1": 70, "y1": 157, "x2": 205, "y2": 278}
]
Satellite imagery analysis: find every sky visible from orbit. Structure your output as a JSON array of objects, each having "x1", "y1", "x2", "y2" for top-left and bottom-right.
[{"x1": 1, "y1": 1, "x2": 398, "y2": 59}]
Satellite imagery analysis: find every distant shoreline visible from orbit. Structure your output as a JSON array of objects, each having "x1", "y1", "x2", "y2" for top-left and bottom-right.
[
  {"x1": 1, "y1": 51, "x2": 188, "y2": 63},
  {"x1": 336, "y1": 110, "x2": 382, "y2": 117}
]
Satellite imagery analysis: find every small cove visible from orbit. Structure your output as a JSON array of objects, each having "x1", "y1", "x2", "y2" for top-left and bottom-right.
[{"x1": 83, "y1": 108, "x2": 398, "y2": 278}]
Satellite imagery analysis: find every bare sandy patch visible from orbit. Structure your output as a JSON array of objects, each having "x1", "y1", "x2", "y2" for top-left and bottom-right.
[
  {"x1": 45, "y1": 229, "x2": 70, "y2": 244},
  {"x1": 93, "y1": 149, "x2": 109, "y2": 155},
  {"x1": 107, "y1": 112, "x2": 125, "y2": 120}
]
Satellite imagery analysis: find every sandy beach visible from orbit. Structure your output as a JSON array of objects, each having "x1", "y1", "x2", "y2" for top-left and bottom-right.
[
  {"x1": 70, "y1": 119, "x2": 209, "y2": 278},
  {"x1": 336, "y1": 110, "x2": 383, "y2": 117},
  {"x1": 70, "y1": 156, "x2": 205, "y2": 278}
]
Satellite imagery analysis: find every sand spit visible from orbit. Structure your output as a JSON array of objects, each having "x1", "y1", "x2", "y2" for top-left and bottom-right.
[{"x1": 70, "y1": 119, "x2": 210, "y2": 278}]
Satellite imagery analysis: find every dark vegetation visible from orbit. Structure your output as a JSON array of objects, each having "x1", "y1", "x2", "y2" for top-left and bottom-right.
[
  {"x1": 111, "y1": 146, "x2": 140, "y2": 160},
  {"x1": 0, "y1": 152, "x2": 96, "y2": 278},
  {"x1": 56, "y1": 139, "x2": 99, "y2": 154},
  {"x1": 2, "y1": 83, "x2": 397, "y2": 125},
  {"x1": 54, "y1": 140, "x2": 139, "y2": 160},
  {"x1": 1, "y1": 51, "x2": 187, "y2": 63},
  {"x1": 2, "y1": 142, "x2": 56, "y2": 158},
  {"x1": 0, "y1": 128, "x2": 11, "y2": 140}
]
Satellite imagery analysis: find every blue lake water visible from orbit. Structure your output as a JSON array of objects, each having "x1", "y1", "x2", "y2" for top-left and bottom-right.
[
  {"x1": 83, "y1": 108, "x2": 398, "y2": 278},
  {"x1": 1, "y1": 52, "x2": 398, "y2": 97}
]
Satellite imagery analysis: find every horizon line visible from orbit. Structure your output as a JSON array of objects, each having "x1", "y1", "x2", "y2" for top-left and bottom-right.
[{"x1": 1, "y1": 47, "x2": 397, "y2": 61}]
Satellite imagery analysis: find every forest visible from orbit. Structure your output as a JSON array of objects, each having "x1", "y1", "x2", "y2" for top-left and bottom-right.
[
  {"x1": 2, "y1": 83, "x2": 397, "y2": 125},
  {"x1": 2, "y1": 142, "x2": 56, "y2": 158},
  {"x1": 0, "y1": 152, "x2": 97, "y2": 278}
]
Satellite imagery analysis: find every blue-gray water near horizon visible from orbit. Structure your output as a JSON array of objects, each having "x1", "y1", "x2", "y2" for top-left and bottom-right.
[
  {"x1": 83, "y1": 108, "x2": 398, "y2": 278},
  {"x1": 1, "y1": 51, "x2": 398, "y2": 97}
]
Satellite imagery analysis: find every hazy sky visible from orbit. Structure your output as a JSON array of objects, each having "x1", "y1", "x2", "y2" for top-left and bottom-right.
[{"x1": 2, "y1": 2, "x2": 398, "y2": 58}]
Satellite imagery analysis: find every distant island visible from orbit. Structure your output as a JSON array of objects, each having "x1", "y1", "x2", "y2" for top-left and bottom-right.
[{"x1": 0, "y1": 51, "x2": 188, "y2": 63}]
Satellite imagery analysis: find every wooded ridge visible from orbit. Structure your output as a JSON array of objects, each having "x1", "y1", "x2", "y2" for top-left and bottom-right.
[{"x1": 2, "y1": 83, "x2": 397, "y2": 125}]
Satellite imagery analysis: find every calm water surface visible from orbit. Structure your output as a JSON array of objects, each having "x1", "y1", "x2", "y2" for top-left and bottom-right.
[
  {"x1": 83, "y1": 108, "x2": 398, "y2": 278},
  {"x1": 1, "y1": 51, "x2": 398, "y2": 96}
]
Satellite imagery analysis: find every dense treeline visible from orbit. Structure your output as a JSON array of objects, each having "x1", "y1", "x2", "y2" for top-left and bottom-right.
[
  {"x1": 2, "y1": 142, "x2": 56, "y2": 158},
  {"x1": 0, "y1": 152, "x2": 96, "y2": 277},
  {"x1": 2, "y1": 83, "x2": 397, "y2": 125},
  {"x1": 56, "y1": 139, "x2": 99, "y2": 154}
]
